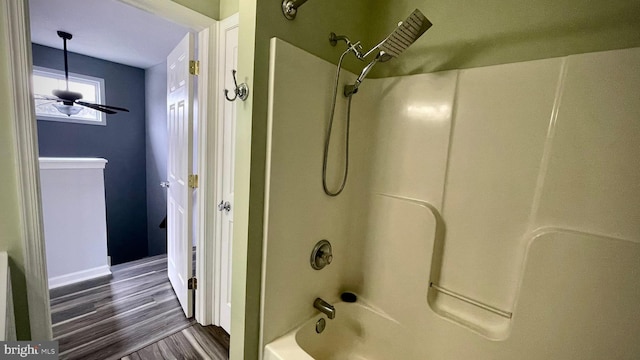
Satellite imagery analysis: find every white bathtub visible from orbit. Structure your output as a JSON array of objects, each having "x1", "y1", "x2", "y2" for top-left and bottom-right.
[{"x1": 264, "y1": 301, "x2": 411, "y2": 360}]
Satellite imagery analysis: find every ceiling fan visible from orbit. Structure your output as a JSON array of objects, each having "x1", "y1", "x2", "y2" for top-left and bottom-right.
[{"x1": 35, "y1": 31, "x2": 129, "y2": 116}]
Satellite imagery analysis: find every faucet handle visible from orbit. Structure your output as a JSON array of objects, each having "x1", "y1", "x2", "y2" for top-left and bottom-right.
[
  {"x1": 310, "y1": 240, "x2": 333, "y2": 270},
  {"x1": 320, "y1": 251, "x2": 332, "y2": 266}
]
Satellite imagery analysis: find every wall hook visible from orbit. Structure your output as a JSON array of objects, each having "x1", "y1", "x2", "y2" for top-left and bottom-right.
[{"x1": 224, "y1": 70, "x2": 249, "y2": 102}]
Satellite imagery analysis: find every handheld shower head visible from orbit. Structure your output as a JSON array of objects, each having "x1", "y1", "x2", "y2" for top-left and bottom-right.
[
  {"x1": 344, "y1": 51, "x2": 386, "y2": 96},
  {"x1": 345, "y1": 9, "x2": 432, "y2": 96},
  {"x1": 375, "y1": 9, "x2": 432, "y2": 59},
  {"x1": 324, "y1": 9, "x2": 431, "y2": 196}
]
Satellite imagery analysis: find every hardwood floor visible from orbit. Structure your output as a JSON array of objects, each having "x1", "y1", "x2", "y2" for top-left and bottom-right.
[
  {"x1": 50, "y1": 254, "x2": 229, "y2": 360},
  {"x1": 123, "y1": 324, "x2": 229, "y2": 360}
]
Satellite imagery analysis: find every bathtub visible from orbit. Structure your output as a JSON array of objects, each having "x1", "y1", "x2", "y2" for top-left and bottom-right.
[{"x1": 264, "y1": 301, "x2": 411, "y2": 360}]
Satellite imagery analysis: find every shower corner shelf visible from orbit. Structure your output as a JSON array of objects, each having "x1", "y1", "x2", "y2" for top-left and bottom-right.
[{"x1": 428, "y1": 282, "x2": 513, "y2": 340}]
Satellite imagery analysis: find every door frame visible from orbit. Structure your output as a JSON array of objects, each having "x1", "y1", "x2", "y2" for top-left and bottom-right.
[
  {"x1": 2, "y1": 0, "x2": 219, "y2": 339},
  {"x1": 213, "y1": 13, "x2": 240, "y2": 331}
]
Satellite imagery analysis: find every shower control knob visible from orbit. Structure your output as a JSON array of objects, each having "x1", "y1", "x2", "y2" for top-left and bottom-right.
[
  {"x1": 321, "y1": 252, "x2": 333, "y2": 265},
  {"x1": 311, "y1": 240, "x2": 333, "y2": 270}
]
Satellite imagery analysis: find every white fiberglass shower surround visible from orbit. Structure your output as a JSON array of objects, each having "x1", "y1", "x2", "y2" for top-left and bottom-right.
[{"x1": 260, "y1": 37, "x2": 640, "y2": 359}]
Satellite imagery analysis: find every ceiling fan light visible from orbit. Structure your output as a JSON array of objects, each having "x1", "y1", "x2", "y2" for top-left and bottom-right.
[{"x1": 53, "y1": 103, "x2": 83, "y2": 116}]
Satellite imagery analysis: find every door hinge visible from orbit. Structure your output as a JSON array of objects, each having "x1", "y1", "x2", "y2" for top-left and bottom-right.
[
  {"x1": 188, "y1": 174, "x2": 198, "y2": 189},
  {"x1": 189, "y1": 60, "x2": 200, "y2": 75},
  {"x1": 188, "y1": 277, "x2": 197, "y2": 290}
]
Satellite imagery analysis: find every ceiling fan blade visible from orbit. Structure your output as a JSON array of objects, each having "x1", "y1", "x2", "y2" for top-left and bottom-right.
[
  {"x1": 51, "y1": 32, "x2": 129, "y2": 116},
  {"x1": 76, "y1": 101, "x2": 129, "y2": 113},
  {"x1": 76, "y1": 101, "x2": 117, "y2": 114},
  {"x1": 34, "y1": 94, "x2": 60, "y2": 101}
]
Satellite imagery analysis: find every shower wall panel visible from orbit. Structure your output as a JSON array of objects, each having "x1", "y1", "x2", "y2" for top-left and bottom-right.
[
  {"x1": 367, "y1": 71, "x2": 457, "y2": 209},
  {"x1": 260, "y1": 38, "x2": 371, "y2": 349},
  {"x1": 534, "y1": 48, "x2": 640, "y2": 239},
  {"x1": 262, "y1": 39, "x2": 640, "y2": 359},
  {"x1": 432, "y1": 57, "x2": 564, "y2": 337},
  {"x1": 356, "y1": 46, "x2": 640, "y2": 357}
]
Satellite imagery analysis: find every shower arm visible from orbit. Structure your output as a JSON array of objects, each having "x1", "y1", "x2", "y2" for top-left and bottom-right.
[
  {"x1": 282, "y1": 0, "x2": 309, "y2": 20},
  {"x1": 329, "y1": 33, "x2": 387, "y2": 62},
  {"x1": 329, "y1": 33, "x2": 364, "y2": 59}
]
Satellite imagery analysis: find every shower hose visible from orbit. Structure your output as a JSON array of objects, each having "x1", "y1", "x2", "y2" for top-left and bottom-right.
[{"x1": 323, "y1": 48, "x2": 354, "y2": 197}]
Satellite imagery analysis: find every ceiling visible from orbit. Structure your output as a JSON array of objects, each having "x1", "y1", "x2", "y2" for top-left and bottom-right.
[{"x1": 29, "y1": 0, "x2": 190, "y2": 69}]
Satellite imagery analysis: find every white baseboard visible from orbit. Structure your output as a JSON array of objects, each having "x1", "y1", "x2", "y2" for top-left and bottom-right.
[{"x1": 48, "y1": 265, "x2": 112, "y2": 289}]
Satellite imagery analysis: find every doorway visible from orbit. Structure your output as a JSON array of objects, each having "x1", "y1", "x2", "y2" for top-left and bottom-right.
[{"x1": 26, "y1": 0, "x2": 234, "y2": 356}]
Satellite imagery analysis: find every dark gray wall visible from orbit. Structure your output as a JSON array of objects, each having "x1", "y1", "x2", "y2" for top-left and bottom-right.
[
  {"x1": 145, "y1": 62, "x2": 168, "y2": 256},
  {"x1": 33, "y1": 44, "x2": 148, "y2": 265}
]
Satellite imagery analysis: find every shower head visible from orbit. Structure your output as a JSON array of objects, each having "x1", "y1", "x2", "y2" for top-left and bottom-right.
[
  {"x1": 373, "y1": 9, "x2": 432, "y2": 59},
  {"x1": 344, "y1": 9, "x2": 432, "y2": 97}
]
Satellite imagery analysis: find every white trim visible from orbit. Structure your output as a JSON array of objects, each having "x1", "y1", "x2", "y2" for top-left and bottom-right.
[
  {"x1": 195, "y1": 23, "x2": 219, "y2": 326},
  {"x1": 117, "y1": 0, "x2": 215, "y2": 31},
  {"x1": 2, "y1": 0, "x2": 53, "y2": 340},
  {"x1": 48, "y1": 266, "x2": 111, "y2": 289},
  {"x1": 214, "y1": 12, "x2": 240, "y2": 331},
  {"x1": 195, "y1": 12, "x2": 239, "y2": 328},
  {"x1": 38, "y1": 157, "x2": 108, "y2": 170}
]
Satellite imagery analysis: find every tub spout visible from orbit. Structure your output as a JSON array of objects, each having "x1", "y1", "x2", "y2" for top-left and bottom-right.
[{"x1": 314, "y1": 298, "x2": 335, "y2": 319}]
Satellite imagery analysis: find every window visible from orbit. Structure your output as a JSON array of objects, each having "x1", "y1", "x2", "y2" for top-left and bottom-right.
[{"x1": 33, "y1": 66, "x2": 107, "y2": 125}]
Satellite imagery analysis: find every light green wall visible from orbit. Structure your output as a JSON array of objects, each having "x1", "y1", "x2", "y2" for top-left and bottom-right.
[
  {"x1": 368, "y1": 0, "x2": 640, "y2": 77},
  {"x1": 172, "y1": 0, "x2": 219, "y2": 20},
  {"x1": 219, "y1": 0, "x2": 238, "y2": 20},
  {"x1": 0, "y1": 97, "x2": 32, "y2": 341},
  {"x1": 252, "y1": 0, "x2": 373, "y2": 74},
  {"x1": 0, "y1": 3, "x2": 32, "y2": 340}
]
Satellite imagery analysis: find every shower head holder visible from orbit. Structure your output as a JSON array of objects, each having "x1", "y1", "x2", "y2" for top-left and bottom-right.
[{"x1": 329, "y1": 32, "x2": 364, "y2": 60}]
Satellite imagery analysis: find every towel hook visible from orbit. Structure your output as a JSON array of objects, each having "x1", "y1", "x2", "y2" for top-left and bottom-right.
[{"x1": 224, "y1": 70, "x2": 249, "y2": 102}]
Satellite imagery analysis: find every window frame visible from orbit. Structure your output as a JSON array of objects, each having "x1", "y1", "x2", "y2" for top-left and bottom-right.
[{"x1": 33, "y1": 66, "x2": 107, "y2": 126}]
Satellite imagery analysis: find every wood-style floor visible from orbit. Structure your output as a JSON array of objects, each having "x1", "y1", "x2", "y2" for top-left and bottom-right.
[{"x1": 50, "y1": 254, "x2": 229, "y2": 360}]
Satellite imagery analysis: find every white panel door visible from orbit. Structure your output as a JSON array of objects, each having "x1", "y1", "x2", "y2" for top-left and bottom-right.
[
  {"x1": 217, "y1": 16, "x2": 239, "y2": 333},
  {"x1": 167, "y1": 33, "x2": 194, "y2": 318}
]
